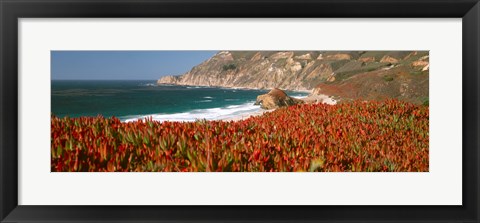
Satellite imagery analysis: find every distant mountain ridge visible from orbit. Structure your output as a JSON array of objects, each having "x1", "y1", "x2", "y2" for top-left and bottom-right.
[{"x1": 158, "y1": 51, "x2": 429, "y2": 104}]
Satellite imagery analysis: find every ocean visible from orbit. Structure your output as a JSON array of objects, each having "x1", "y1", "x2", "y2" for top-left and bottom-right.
[{"x1": 51, "y1": 80, "x2": 308, "y2": 122}]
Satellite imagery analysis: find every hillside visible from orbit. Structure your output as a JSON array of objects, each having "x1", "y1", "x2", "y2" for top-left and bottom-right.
[{"x1": 157, "y1": 51, "x2": 429, "y2": 104}]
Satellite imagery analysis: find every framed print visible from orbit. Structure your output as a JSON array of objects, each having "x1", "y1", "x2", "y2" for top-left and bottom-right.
[{"x1": 1, "y1": 0, "x2": 479, "y2": 222}]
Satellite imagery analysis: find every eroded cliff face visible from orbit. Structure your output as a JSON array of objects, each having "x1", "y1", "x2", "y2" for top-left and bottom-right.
[
  {"x1": 158, "y1": 51, "x2": 352, "y2": 91},
  {"x1": 158, "y1": 51, "x2": 429, "y2": 104}
]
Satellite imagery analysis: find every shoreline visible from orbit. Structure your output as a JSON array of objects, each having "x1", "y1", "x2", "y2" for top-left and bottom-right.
[
  {"x1": 59, "y1": 94, "x2": 336, "y2": 123},
  {"x1": 119, "y1": 92, "x2": 332, "y2": 123},
  {"x1": 123, "y1": 106, "x2": 273, "y2": 123},
  {"x1": 157, "y1": 83, "x2": 312, "y2": 94}
]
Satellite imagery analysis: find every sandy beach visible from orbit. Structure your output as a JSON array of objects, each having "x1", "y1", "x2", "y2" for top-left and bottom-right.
[
  {"x1": 221, "y1": 94, "x2": 337, "y2": 122},
  {"x1": 222, "y1": 109, "x2": 273, "y2": 122},
  {"x1": 301, "y1": 94, "x2": 337, "y2": 105}
]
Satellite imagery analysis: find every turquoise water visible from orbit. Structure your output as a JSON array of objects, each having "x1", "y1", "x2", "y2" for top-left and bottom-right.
[{"x1": 51, "y1": 80, "x2": 308, "y2": 122}]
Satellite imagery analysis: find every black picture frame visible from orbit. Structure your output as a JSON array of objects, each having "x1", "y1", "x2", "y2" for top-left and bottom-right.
[{"x1": 1, "y1": 0, "x2": 479, "y2": 222}]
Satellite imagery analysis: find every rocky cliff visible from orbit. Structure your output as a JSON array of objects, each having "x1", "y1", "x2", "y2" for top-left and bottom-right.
[{"x1": 158, "y1": 51, "x2": 429, "y2": 104}]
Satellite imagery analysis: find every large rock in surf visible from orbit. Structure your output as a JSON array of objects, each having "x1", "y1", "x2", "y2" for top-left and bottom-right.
[{"x1": 254, "y1": 88, "x2": 304, "y2": 110}]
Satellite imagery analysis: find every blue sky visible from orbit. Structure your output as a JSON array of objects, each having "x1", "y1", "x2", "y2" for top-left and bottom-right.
[{"x1": 51, "y1": 51, "x2": 218, "y2": 80}]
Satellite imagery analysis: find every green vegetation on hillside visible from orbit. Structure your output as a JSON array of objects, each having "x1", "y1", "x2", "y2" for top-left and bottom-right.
[{"x1": 222, "y1": 63, "x2": 237, "y2": 71}]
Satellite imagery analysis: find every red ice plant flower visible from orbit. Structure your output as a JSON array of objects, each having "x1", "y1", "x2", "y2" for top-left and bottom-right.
[{"x1": 51, "y1": 99, "x2": 429, "y2": 172}]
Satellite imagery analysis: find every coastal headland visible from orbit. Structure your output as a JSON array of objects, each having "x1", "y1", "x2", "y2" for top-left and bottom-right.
[{"x1": 158, "y1": 51, "x2": 429, "y2": 105}]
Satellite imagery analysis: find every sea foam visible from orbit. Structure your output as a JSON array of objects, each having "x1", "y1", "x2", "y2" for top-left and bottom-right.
[
  {"x1": 138, "y1": 82, "x2": 157, "y2": 87},
  {"x1": 122, "y1": 101, "x2": 261, "y2": 123}
]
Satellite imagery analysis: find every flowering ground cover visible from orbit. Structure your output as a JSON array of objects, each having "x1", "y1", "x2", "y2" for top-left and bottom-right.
[{"x1": 51, "y1": 100, "x2": 429, "y2": 172}]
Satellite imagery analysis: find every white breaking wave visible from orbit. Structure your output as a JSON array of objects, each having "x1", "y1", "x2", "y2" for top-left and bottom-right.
[
  {"x1": 139, "y1": 83, "x2": 157, "y2": 87},
  {"x1": 122, "y1": 101, "x2": 261, "y2": 123},
  {"x1": 291, "y1": 94, "x2": 308, "y2": 99},
  {"x1": 203, "y1": 96, "x2": 214, "y2": 99},
  {"x1": 196, "y1": 100, "x2": 212, "y2": 103},
  {"x1": 186, "y1": 86, "x2": 210, "y2": 89}
]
